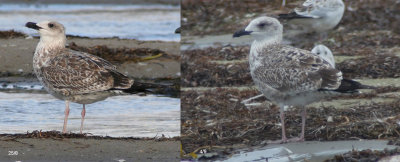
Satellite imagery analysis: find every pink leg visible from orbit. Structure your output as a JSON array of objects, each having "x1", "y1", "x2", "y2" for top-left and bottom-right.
[
  {"x1": 80, "y1": 104, "x2": 86, "y2": 134},
  {"x1": 299, "y1": 107, "x2": 306, "y2": 142},
  {"x1": 63, "y1": 101, "x2": 70, "y2": 133},
  {"x1": 280, "y1": 109, "x2": 288, "y2": 143}
]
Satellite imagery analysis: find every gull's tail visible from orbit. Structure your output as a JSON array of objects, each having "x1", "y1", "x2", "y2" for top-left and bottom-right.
[
  {"x1": 112, "y1": 81, "x2": 179, "y2": 97},
  {"x1": 333, "y1": 79, "x2": 376, "y2": 93},
  {"x1": 318, "y1": 78, "x2": 376, "y2": 93}
]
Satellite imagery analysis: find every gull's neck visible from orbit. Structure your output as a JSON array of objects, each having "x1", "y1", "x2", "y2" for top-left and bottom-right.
[
  {"x1": 36, "y1": 35, "x2": 66, "y2": 53},
  {"x1": 250, "y1": 33, "x2": 282, "y2": 58},
  {"x1": 248, "y1": 33, "x2": 282, "y2": 71},
  {"x1": 251, "y1": 34, "x2": 282, "y2": 51}
]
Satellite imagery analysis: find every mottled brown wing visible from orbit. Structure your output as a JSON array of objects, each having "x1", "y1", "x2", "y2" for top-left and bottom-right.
[
  {"x1": 253, "y1": 46, "x2": 342, "y2": 94},
  {"x1": 40, "y1": 50, "x2": 116, "y2": 96},
  {"x1": 70, "y1": 49, "x2": 117, "y2": 70}
]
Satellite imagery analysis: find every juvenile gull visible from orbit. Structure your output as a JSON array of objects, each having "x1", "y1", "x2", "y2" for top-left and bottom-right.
[
  {"x1": 242, "y1": 44, "x2": 335, "y2": 105},
  {"x1": 233, "y1": 16, "x2": 371, "y2": 143},
  {"x1": 278, "y1": 0, "x2": 345, "y2": 33},
  {"x1": 311, "y1": 44, "x2": 335, "y2": 68},
  {"x1": 25, "y1": 21, "x2": 142, "y2": 134}
]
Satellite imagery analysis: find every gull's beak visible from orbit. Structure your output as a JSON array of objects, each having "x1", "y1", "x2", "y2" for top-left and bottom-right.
[
  {"x1": 25, "y1": 22, "x2": 42, "y2": 30},
  {"x1": 233, "y1": 29, "x2": 252, "y2": 38}
]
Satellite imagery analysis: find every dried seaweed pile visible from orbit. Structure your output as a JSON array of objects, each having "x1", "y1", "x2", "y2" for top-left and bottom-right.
[
  {"x1": 0, "y1": 30, "x2": 26, "y2": 38},
  {"x1": 182, "y1": 0, "x2": 400, "y2": 37},
  {"x1": 182, "y1": 61, "x2": 251, "y2": 87},
  {"x1": 340, "y1": 0, "x2": 400, "y2": 34},
  {"x1": 338, "y1": 54, "x2": 400, "y2": 78},
  {"x1": 181, "y1": 45, "x2": 251, "y2": 87},
  {"x1": 182, "y1": 45, "x2": 249, "y2": 61},
  {"x1": 181, "y1": 88, "x2": 400, "y2": 154},
  {"x1": 68, "y1": 42, "x2": 178, "y2": 63},
  {"x1": 181, "y1": 0, "x2": 285, "y2": 36},
  {"x1": 0, "y1": 130, "x2": 179, "y2": 141}
]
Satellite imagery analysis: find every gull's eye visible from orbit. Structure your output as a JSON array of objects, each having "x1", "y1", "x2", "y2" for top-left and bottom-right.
[
  {"x1": 258, "y1": 23, "x2": 267, "y2": 28},
  {"x1": 317, "y1": 52, "x2": 320, "y2": 55},
  {"x1": 48, "y1": 23, "x2": 54, "y2": 28}
]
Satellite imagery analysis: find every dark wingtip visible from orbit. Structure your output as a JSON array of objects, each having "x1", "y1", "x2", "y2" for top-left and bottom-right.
[
  {"x1": 278, "y1": 12, "x2": 313, "y2": 19},
  {"x1": 233, "y1": 29, "x2": 252, "y2": 38},
  {"x1": 174, "y1": 27, "x2": 181, "y2": 34},
  {"x1": 25, "y1": 22, "x2": 42, "y2": 30},
  {"x1": 334, "y1": 79, "x2": 376, "y2": 93}
]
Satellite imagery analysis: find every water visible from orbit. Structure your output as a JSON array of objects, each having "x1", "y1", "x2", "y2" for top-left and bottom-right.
[
  {"x1": 0, "y1": 4, "x2": 180, "y2": 41},
  {"x1": 0, "y1": 83, "x2": 180, "y2": 137}
]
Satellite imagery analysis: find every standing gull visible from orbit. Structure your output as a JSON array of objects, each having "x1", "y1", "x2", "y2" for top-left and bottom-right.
[
  {"x1": 233, "y1": 16, "x2": 371, "y2": 143},
  {"x1": 26, "y1": 21, "x2": 141, "y2": 134},
  {"x1": 278, "y1": 0, "x2": 345, "y2": 33},
  {"x1": 242, "y1": 45, "x2": 335, "y2": 105}
]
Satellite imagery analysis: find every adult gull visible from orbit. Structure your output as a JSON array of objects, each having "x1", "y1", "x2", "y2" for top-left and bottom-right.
[
  {"x1": 233, "y1": 16, "x2": 372, "y2": 143},
  {"x1": 26, "y1": 21, "x2": 147, "y2": 134},
  {"x1": 278, "y1": 0, "x2": 345, "y2": 33}
]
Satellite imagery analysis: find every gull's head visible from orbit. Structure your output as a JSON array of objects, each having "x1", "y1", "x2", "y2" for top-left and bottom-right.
[
  {"x1": 25, "y1": 21, "x2": 65, "y2": 39},
  {"x1": 312, "y1": 44, "x2": 335, "y2": 68},
  {"x1": 233, "y1": 16, "x2": 283, "y2": 41}
]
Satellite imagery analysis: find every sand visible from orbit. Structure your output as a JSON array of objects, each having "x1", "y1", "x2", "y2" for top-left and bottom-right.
[{"x1": 0, "y1": 137, "x2": 180, "y2": 161}]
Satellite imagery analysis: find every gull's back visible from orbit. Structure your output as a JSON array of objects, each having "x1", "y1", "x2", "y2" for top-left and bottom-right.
[{"x1": 281, "y1": 0, "x2": 345, "y2": 33}]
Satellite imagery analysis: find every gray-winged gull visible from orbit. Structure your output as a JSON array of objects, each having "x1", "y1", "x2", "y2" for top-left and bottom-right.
[
  {"x1": 279, "y1": 0, "x2": 345, "y2": 33},
  {"x1": 233, "y1": 16, "x2": 372, "y2": 143},
  {"x1": 26, "y1": 21, "x2": 142, "y2": 134}
]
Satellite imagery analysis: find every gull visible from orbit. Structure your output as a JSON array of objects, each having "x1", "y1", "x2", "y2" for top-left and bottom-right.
[
  {"x1": 26, "y1": 21, "x2": 139, "y2": 134},
  {"x1": 311, "y1": 44, "x2": 335, "y2": 68},
  {"x1": 233, "y1": 16, "x2": 372, "y2": 143},
  {"x1": 242, "y1": 44, "x2": 335, "y2": 106},
  {"x1": 278, "y1": 0, "x2": 345, "y2": 33}
]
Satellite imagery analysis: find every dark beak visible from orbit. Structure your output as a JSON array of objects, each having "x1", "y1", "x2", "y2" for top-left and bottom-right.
[
  {"x1": 233, "y1": 29, "x2": 252, "y2": 38},
  {"x1": 25, "y1": 22, "x2": 42, "y2": 30}
]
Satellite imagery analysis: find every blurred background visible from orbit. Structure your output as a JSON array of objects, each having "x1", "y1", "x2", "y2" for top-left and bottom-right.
[{"x1": 0, "y1": 0, "x2": 180, "y2": 137}]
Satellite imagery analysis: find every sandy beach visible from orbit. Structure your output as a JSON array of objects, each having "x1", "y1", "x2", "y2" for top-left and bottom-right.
[{"x1": 0, "y1": 132, "x2": 180, "y2": 161}]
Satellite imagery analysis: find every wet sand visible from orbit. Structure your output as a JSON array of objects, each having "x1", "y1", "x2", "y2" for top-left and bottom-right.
[{"x1": 0, "y1": 135, "x2": 180, "y2": 161}]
